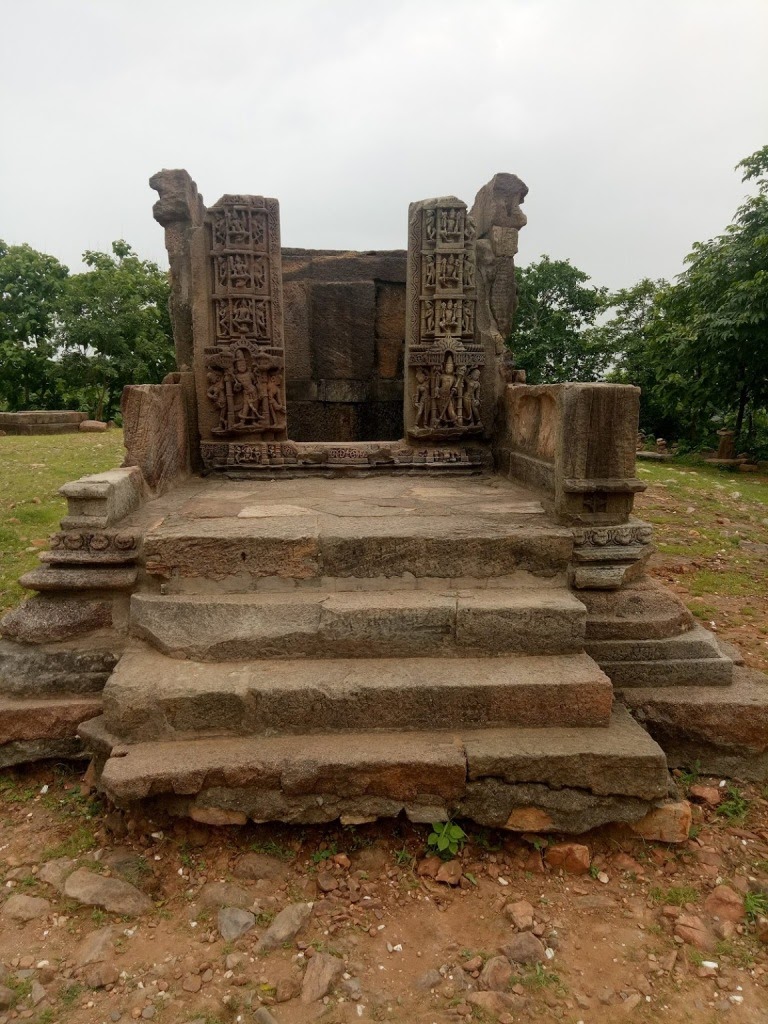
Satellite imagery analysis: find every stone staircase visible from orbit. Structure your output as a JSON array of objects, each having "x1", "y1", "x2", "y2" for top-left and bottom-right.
[{"x1": 79, "y1": 474, "x2": 684, "y2": 835}]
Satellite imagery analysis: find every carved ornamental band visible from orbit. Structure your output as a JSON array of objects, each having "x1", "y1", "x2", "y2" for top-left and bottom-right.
[
  {"x1": 405, "y1": 198, "x2": 483, "y2": 441},
  {"x1": 203, "y1": 196, "x2": 287, "y2": 441}
]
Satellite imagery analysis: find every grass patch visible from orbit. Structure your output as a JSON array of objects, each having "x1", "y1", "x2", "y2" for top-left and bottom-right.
[
  {"x1": 717, "y1": 785, "x2": 751, "y2": 823},
  {"x1": 744, "y1": 890, "x2": 768, "y2": 922},
  {"x1": 42, "y1": 824, "x2": 97, "y2": 861},
  {"x1": 649, "y1": 885, "x2": 699, "y2": 906},
  {"x1": 0, "y1": 430, "x2": 124, "y2": 611}
]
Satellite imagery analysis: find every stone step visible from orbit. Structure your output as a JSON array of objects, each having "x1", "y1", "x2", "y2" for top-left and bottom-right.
[
  {"x1": 101, "y1": 645, "x2": 613, "y2": 741},
  {"x1": 590, "y1": 628, "x2": 733, "y2": 688},
  {"x1": 0, "y1": 694, "x2": 102, "y2": 769},
  {"x1": 82, "y1": 705, "x2": 670, "y2": 834},
  {"x1": 142, "y1": 518, "x2": 573, "y2": 584},
  {"x1": 620, "y1": 666, "x2": 768, "y2": 780},
  {"x1": 130, "y1": 589, "x2": 587, "y2": 660},
  {"x1": 581, "y1": 579, "x2": 695, "y2": 641},
  {"x1": 587, "y1": 623, "x2": 734, "y2": 687}
]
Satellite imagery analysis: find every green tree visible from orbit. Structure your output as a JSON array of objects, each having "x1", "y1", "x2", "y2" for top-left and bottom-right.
[
  {"x1": 645, "y1": 146, "x2": 768, "y2": 447},
  {"x1": 58, "y1": 240, "x2": 173, "y2": 420},
  {"x1": 601, "y1": 278, "x2": 678, "y2": 438},
  {"x1": 511, "y1": 255, "x2": 610, "y2": 383},
  {"x1": 0, "y1": 241, "x2": 69, "y2": 409}
]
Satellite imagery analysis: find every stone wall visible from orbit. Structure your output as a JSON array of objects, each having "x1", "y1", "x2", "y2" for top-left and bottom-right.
[{"x1": 281, "y1": 248, "x2": 407, "y2": 441}]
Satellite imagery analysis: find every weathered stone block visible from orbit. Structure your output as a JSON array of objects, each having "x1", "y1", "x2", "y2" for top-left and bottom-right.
[
  {"x1": 310, "y1": 281, "x2": 376, "y2": 381},
  {"x1": 122, "y1": 383, "x2": 189, "y2": 492}
]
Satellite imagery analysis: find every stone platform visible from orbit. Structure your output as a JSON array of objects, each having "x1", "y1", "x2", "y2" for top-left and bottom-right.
[{"x1": 0, "y1": 411, "x2": 87, "y2": 435}]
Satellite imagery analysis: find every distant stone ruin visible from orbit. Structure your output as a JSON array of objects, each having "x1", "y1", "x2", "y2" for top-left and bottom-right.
[{"x1": 1, "y1": 169, "x2": 765, "y2": 841}]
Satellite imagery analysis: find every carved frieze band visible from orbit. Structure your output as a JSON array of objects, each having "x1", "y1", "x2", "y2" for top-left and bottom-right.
[
  {"x1": 204, "y1": 196, "x2": 286, "y2": 438},
  {"x1": 46, "y1": 531, "x2": 140, "y2": 565},
  {"x1": 200, "y1": 441, "x2": 487, "y2": 472},
  {"x1": 571, "y1": 521, "x2": 653, "y2": 566},
  {"x1": 407, "y1": 201, "x2": 483, "y2": 441}
]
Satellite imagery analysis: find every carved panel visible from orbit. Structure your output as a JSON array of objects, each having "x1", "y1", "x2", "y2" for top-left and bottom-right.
[
  {"x1": 406, "y1": 199, "x2": 484, "y2": 441},
  {"x1": 200, "y1": 440, "x2": 489, "y2": 473},
  {"x1": 201, "y1": 196, "x2": 287, "y2": 441}
]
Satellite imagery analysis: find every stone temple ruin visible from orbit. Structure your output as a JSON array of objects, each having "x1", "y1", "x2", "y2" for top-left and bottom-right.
[{"x1": 1, "y1": 170, "x2": 767, "y2": 839}]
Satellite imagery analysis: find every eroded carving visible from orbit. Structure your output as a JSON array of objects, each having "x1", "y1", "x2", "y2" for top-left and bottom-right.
[
  {"x1": 406, "y1": 198, "x2": 484, "y2": 440},
  {"x1": 202, "y1": 195, "x2": 286, "y2": 441}
]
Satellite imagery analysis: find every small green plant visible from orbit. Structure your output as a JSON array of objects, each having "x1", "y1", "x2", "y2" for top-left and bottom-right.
[
  {"x1": 589, "y1": 864, "x2": 600, "y2": 880},
  {"x1": 394, "y1": 846, "x2": 414, "y2": 867},
  {"x1": 310, "y1": 843, "x2": 337, "y2": 864},
  {"x1": 717, "y1": 785, "x2": 750, "y2": 822},
  {"x1": 519, "y1": 963, "x2": 565, "y2": 993},
  {"x1": 744, "y1": 890, "x2": 768, "y2": 922},
  {"x1": 256, "y1": 909, "x2": 275, "y2": 927},
  {"x1": 91, "y1": 908, "x2": 108, "y2": 926},
  {"x1": 42, "y1": 824, "x2": 97, "y2": 861},
  {"x1": 649, "y1": 885, "x2": 699, "y2": 906},
  {"x1": 678, "y1": 761, "x2": 702, "y2": 787},
  {"x1": 250, "y1": 838, "x2": 294, "y2": 861},
  {"x1": 428, "y1": 820, "x2": 467, "y2": 859}
]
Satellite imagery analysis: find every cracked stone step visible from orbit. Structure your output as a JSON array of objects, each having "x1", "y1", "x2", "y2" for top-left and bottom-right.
[
  {"x1": 101, "y1": 645, "x2": 613, "y2": 741},
  {"x1": 620, "y1": 666, "x2": 768, "y2": 779},
  {"x1": 0, "y1": 694, "x2": 102, "y2": 769},
  {"x1": 142, "y1": 517, "x2": 573, "y2": 583},
  {"x1": 82, "y1": 706, "x2": 670, "y2": 834},
  {"x1": 130, "y1": 588, "x2": 587, "y2": 661},
  {"x1": 587, "y1": 623, "x2": 734, "y2": 687}
]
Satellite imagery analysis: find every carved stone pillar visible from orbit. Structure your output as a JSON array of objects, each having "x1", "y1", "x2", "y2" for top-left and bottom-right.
[
  {"x1": 405, "y1": 198, "x2": 485, "y2": 441},
  {"x1": 151, "y1": 173, "x2": 288, "y2": 471},
  {"x1": 200, "y1": 196, "x2": 287, "y2": 451}
]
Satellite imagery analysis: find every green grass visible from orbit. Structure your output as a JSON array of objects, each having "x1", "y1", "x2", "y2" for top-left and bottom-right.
[
  {"x1": 649, "y1": 885, "x2": 699, "y2": 906},
  {"x1": 0, "y1": 430, "x2": 125, "y2": 611}
]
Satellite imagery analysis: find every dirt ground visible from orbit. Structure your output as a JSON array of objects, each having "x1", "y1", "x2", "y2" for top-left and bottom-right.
[{"x1": 0, "y1": 765, "x2": 767, "y2": 1024}]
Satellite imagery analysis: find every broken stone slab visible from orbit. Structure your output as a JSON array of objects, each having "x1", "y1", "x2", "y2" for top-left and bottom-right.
[
  {"x1": 581, "y1": 578, "x2": 695, "y2": 641},
  {"x1": 95, "y1": 729, "x2": 467, "y2": 804},
  {"x1": 620, "y1": 667, "x2": 768, "y2": 780},
  {"x1": 0, "y1": 596, "x2": 113, "y2": 644},
  {"x1": 101, "y1": 646, "x2": 612, "y2": 741},
  {"x1": 462, "y1": 705, "x2": 669, "y2": 800},
  {"x1": 0, "y1": 695, "x2": 103, "y2": 746},
  {"x1": 629, "y1": 800, "x2": 691, "y2": 843},
  {"x1": 20, "y1": 566, "x2": 138, "y2": 593},
  {"x1": 0, "y1": 737, "x2": 88, "y2": 770},
  {"x1": 0, "y1": 638, "x2": 119, "y2": 695},
  {"x1": 501, "y1": 932, "x2": 546, "y2": 965},
  {"x1": 63, "y1": 868, "x2": 152, "y2": 916},
  {"x1": 38, "y1": 857, "x2": 77, "y2": 892},
  {"x1": 59, "y1": 467, "x2": 144, "y2": 528},
  {"x1": 129, "y1": 586, "x2": 586, "y2": 661}
]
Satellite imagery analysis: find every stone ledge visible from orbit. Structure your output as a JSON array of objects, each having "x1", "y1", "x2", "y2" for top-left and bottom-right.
[{"x1": 101, "y1": 646, "x2": 613, "y2": 741}]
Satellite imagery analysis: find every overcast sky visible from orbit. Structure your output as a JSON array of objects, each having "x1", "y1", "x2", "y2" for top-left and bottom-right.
[{"x1": 1, "y1": 0, "x2": 766, "y2": 289}]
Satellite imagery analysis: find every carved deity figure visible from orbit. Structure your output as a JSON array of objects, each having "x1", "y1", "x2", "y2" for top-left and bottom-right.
[
  {"x1": 463, "y1": 367, "x2": 482, "y2": 426},
  {"x1": 438, "y1": 299, "x2": 459, "y2": 334},
  {"x1": 463, "y1": 255, "x2": 475, "y2": 288},
  {"x1": 414, "y1": 367, "x2": 430, "y2": 427},
  {"x1": 421, "y1": 300, "x2": 435, "y2": 336},
  {"x1": 434, "y1": 353, "x2": 459, "y2": 426},
  {"x1": 251, "y1": 214, "x2": 266, "y2": 247},
  {"x1": 253, "y1": 258, "x2": 267, "y2": 291},
  {"x1": 267, "y1": 371, "x2": 286, "y2": 426},
  {"x1": 226, "y1": 207, "x2": 249, "y2": 243},
  {"x1": 217, "y1": 302, "x2": 230, "y2": 338},
  {"x1": 424, "y1": 208, "x2": 436, "y2": 242},
  {"x1": 462, "y1": 302, "x2": 475, "y2": 336},
  {"x1": 232, "y1": 298, "x2": 253, "y2": 335},
  {"x1": 207, "y1": 371, "x2": 228, "y2": 432},
  {"x1": 424, "y1": 255, "x2": 436, "y2": 289},
  {"x1": 254, "y1": 302, "x2": 268, "y2": 338},
  {"x1": 233, "y1": 354, "x2": 264, "y2": 427}
]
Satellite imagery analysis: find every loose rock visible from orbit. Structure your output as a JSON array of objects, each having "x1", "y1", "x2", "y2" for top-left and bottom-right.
[
  {"x1": 301, "y1": 951, "x2": 343, "y2": 1002},
  {"x1": 64, "y1": 869, "x2": 152, "y2": 917},
  {"x1": 0, "y1": 894, "x2": 51, "y2": 922},
  {"x1": 545, "y1": 843, "x2": 591, "y2": 875},
  {"x1": 257, "y1": 902, "x2": 313, "y2": 952},
  {"x1": 436, "y1": 859, "x2": 463, "y2": 886},
  {"x1": 479, "y1": 955, "x2": 514, "y2": 991},
  {"x1": 218, "y1": 907, "x2": 256, "y2": 941},
  {"x1": 502, "y1": 932, "x2": 546, "y2": 965},
  {"x1": 704, "y1": 885, "x2": 744, "y2": 924},
  {"x1": 504, "y1": 899, "x2": 535, "y2": 930}
]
